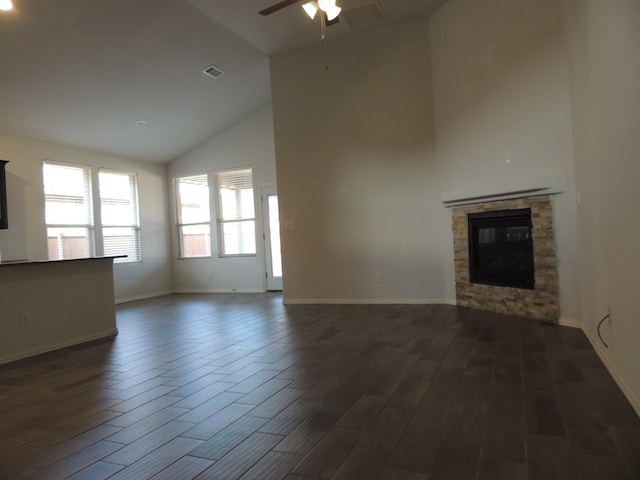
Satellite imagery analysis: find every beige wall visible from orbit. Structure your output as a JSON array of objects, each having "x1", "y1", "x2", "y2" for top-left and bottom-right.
[
  {"x1": 0, "y1": 134, "x2": 172, "y2": 302},
  {"x1": 270, "y1": 3, "x2": 581, "y2": 310},
  {"x1": 0, "y1": 258, "x2": 118, "y2": 364},
  {"x1": 563, "y1": 0, "x2": 640, "y2": 412},
  {"x1": 428, "y1": 0, "x2": 581, "y2": 322},
  {"x1": 168, "y1": 106, "x2": 277, "y2": 293},
  {"x1": 271, "y1": 19, "x2": 446, "y2": 303}
]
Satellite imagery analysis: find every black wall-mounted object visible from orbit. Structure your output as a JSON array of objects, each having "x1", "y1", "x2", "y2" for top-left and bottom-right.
[
  {"x1": 468, "y1": 208, "x2": 534, "y2": 290},
  {"x1": 0, "y1": 160, "x2": 8, "y2": 229}
]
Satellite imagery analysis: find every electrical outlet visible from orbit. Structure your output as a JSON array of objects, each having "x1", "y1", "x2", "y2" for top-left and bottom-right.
[
  {"x1": 374, "y1": 272, "x2": 382, "y2": 282},
  {"x1": 19, "y1": 312, "x2": 30, "y2": 326}
]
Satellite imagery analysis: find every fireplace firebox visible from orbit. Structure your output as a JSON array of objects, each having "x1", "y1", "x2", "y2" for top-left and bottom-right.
[{"x1": 468, "y1": 208, "x2": 534, "y2": 290}]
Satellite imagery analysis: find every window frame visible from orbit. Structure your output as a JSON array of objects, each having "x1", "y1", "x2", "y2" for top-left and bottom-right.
[
  {"x1": 214, "y1": 167, "x2": 256, "y2": 258},
  {"x1": 43, "y1": 160, "x2": 97, "y2": 260},
  {"x1": 174, "y1": 174, "x2": 212, "y2": 259},
  {"x1": 98, "y1": 168, "x2": 142, "y2": 264}
]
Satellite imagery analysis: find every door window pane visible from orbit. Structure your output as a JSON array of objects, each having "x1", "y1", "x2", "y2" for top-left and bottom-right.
[{"x1": 268, "y1": 195, "x2": 282, "y2": 277}]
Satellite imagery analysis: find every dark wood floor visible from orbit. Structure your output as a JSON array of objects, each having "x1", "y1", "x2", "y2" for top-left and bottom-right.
[{"x1": 1, "y1": 293, "x2": 639, "y2": 480}]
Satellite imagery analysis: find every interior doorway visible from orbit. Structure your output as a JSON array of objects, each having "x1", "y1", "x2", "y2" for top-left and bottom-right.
[{"x1": 261, "y1": 186, "x2": 283, "y2": 291}]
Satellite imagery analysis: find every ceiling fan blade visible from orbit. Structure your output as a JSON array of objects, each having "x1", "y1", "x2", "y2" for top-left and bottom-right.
[{"x1": 259, "y1": 0, "x2": 301, "y2": 16}]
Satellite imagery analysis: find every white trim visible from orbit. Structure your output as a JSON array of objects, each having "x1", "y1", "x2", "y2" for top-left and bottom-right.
[
  {"x1": 173, "y1": 288, "x2": 264, "y2": 294},
  {"x1": 557, "y1": 319, "x2": 640, "y2": 418},
  {"x1": 283, "y1": 298, "x2": 457, "y2": 305},
  {"x1": 0, "y1": 328, "x2": 118, "y2": 366},
  {"x1": 115, "y1": 290, "x2": 173, "y2": 304},
  {"x1": 558, "y1": 317, "x2": 582, "y2": 329}
]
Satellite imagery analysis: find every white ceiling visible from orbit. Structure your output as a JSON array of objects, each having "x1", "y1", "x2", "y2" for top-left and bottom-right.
[{"x1": 0, "y1": 0, "x2": 447, "y2": 162}]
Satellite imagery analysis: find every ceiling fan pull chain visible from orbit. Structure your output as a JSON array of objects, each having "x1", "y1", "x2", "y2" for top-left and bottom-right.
[{"x1": 321, "y1": 13, "x2": 331, "y2": 71}]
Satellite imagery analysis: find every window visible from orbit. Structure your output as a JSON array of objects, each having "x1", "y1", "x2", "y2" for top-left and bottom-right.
[
  {"x1": 175, "y1": 174, "x2": 211, "y2": 257},
  {"x1": 44, "y1": 162, "x2": 143, "y2": 263},
  {"x1": 44, "y1": 162, "x2": 95, "y2": 260},
  {"x1": 214, "y1": 168, "x2": 256, "y2": 257},
  {"x1": 99, "y1": 169, "x2": 141, "y2": 263}
]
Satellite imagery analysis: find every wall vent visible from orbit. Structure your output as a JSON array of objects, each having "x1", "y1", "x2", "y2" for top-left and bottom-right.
[
  {"x1": 340, "y1": 2, "x2": 387, "y2": 27},
  {"x1": 203, "y1": 65, "x2": 225, "y2": 79}
]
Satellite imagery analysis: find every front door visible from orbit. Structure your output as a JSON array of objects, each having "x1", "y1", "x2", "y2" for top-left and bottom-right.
[{"x1": 261, "y1": 186, "x2": 283, "y2": 291}]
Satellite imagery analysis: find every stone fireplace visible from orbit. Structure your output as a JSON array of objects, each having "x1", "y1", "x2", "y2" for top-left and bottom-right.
[{"x1": 451, "y1": 195, "x2": 559, "y2": 323}]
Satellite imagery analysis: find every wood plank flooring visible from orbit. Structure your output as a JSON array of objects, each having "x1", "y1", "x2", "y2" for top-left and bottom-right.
[{"x1": 1, "y1": 293, "x2": 639, "y2": 479}]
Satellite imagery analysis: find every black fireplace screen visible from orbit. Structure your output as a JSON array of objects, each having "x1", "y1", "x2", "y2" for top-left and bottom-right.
[{"x1": 468, "y1": 208, "x2": 534, "y2": 289}]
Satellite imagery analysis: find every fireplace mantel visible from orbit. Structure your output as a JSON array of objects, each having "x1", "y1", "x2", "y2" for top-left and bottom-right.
[{"x1": 442, "y1": 175, "x2": 565, "y2": 207}]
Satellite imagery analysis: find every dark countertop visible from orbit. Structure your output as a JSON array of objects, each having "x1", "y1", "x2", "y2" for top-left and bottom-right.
[{"x1": 0, "y1": 256, "x2": 126, "y2": 268}]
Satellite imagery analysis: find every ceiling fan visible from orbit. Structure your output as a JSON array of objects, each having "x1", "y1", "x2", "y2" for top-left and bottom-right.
[{"x1": 260, "y1": 0, "x2": 342, "y2": 26}]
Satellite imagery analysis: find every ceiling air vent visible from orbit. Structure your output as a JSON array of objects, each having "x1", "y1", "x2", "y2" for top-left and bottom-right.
[
  {"x1": 340, "y1": 1, "x2": 387, "y2": 27},
  {"x1": 203, "y1": 65, "x2": 225, "y2": 79}
]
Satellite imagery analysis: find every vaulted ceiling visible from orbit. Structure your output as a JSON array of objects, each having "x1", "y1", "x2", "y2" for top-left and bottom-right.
[{"x1": 0, "y1": 0, "x2": 447, "y2": 162}]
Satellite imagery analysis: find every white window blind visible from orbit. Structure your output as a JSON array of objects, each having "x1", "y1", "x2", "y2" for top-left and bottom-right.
[
  {"x1": 176, "y1": 174, "x2": 211, "y2": 258},
  {"x1": 214, "y1": 168, "x2": 256, "y2": 257},
  {"x1": 43, "y1": 162, "x2": 95, "y2": 260},
  {"x1": 99, "y1": 169, "x2": 141, "y2": 263}
]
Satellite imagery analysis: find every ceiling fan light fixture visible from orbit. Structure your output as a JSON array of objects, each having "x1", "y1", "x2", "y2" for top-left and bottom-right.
[
  {"x1": 302, "y1": 1, "x2": 318, "y2": 19},
  {"x1": 317, "y1": 0, "x2": 334, "y2": 11},
  {"x1": 324, "y1": 4, "x2": 341, "y2": 21},
  {"x1": 316, "y1": 0, "x2": 341, "y2": 21}
]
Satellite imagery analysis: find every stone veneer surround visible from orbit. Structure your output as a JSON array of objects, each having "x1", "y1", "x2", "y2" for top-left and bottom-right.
[{"x1": 452, "y1": 195, "x2": 559, "y2": 323}]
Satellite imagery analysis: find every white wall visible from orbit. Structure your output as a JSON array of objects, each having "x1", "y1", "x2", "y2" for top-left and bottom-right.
[
  {"x1": 428, "y1": 0, "x2": 581, "y2": 321},
  {"x1": 167, "y1": 106, "x2": 277, "y2": 293},
  {"x1": 563, "y1": 0, "x2": 640, "y2": 413},
  {"x1": 0, "y1": 134, "x2": 172, "y2": 302},
  {"x1": 271, "y1": 19, "x2": 447, "y2": 304}
]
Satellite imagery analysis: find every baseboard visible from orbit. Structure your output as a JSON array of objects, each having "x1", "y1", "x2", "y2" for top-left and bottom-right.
[
  {"x1": 283, "y1": 298, "x2": 457, "y2": 305},
  {"x1": 117, "y1": 289, "x2": 266, "y2": 303},
  {"x1": 0, "y1": 328, "x2": 118, "y2": 366},
  {"x1": 173, "y1": 288, "x2": 264, "y2": 294},
  {"x1": 557, "y1": 318, "x2": 640, "y2": 418},
  {"x1": 558, "y1": 317, "x2": 582, "y2": 329},
  {"x1": 115, "y1": 290, "x2": 173, "y2": 304}
]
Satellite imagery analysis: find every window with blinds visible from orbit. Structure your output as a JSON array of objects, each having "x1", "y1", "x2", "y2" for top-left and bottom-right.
[
  {"x1": 214, "y1": 168, "x2": 256, "y2": 257},
  {"x1": 99, "y1": 169, "x2": 141, "y2": 263},
  {"x1": 175, "y1": 174, "x2": 211, "y2": 258},
  {"x1": 44, "y1": 162, "x2": 96, "y2": 260}
]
